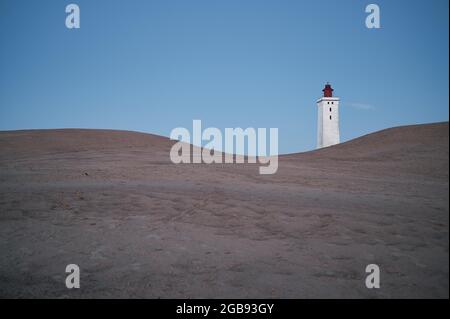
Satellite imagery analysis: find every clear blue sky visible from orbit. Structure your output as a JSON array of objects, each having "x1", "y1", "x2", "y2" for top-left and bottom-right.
[{"x1": 0, "y1": 0, "x2": 448, "y2": 153}]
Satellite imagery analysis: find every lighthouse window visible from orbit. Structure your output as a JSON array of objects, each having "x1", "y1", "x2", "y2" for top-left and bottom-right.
[
  {"x1": 331, "y1": 102, "x2": 334, "y2": 104},
  {"x1": 330, "y1": 115, "x2": 332, "y2": 120},
  {"x1": 329, "y1": 107, "x2": 332, "y2": 112}
]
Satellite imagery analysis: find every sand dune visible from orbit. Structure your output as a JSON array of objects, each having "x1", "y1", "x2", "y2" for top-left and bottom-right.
[{"x1": 0, "y1": 123, "x2": 448, "y2": 298}]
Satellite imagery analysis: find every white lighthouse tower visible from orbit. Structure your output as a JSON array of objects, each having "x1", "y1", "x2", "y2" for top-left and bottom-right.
[{"x1": 316, "y1": 83, "x2": 340, "y2": 149}]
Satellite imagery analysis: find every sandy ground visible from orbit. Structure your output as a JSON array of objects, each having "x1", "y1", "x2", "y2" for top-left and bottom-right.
[{"x1": 0, "y1": 123, "x2": 448, "y2": 298}]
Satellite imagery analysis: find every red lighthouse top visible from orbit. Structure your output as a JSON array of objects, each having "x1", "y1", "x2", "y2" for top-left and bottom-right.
[{"x1": 322, "y1": 83, "x2": 334, "y2": 97}]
